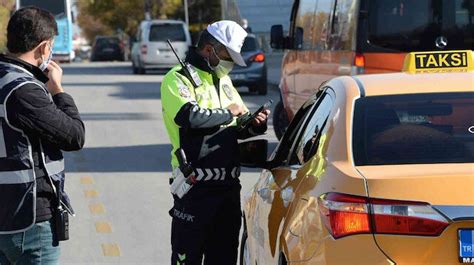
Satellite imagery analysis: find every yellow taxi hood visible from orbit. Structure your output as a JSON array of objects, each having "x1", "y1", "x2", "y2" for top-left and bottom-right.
[{"x1": 356, "y1": 163, "x2": 474, "y2": 206}]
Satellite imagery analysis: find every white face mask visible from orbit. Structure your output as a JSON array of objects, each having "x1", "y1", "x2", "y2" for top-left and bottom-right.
[
  {"x1": 210, "y1": 47, "x2": 234, "y2": 79},
  {"x1": 39, "y1": 43, "x2": 53, "y2": 71}
]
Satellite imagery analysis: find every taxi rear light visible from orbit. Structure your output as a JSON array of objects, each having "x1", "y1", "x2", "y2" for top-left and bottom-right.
[
  {"x1": 319, "y1": 193, "x2": 450, "y2": 239},
  {"x1": 372, "y1": 201, "x2": 449, "y2": 236},
  {"x1": 354, "y1": 53, "x2": 365, "y2": 68},
  {"x1": 319, "y1": 193, "x2": 370, "y2": 238}
]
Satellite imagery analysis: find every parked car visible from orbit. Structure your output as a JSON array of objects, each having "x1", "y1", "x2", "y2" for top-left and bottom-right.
[
  {"x1": 229, "y1": 34, "x2": 267, "y2": 95},
  {"x1": 239, "y1": 50, "x2": 474, "y2": 265},
  {"x1": 131, "y1": 20, "x2": 191, "y2": 74},
  {"x1": 90, "y1": 36, "x2": 124, "y2": 62}
]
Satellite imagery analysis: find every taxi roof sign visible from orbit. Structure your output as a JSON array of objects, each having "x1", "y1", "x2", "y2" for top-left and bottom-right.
[{"x1": 403, "y1": 50, "x2": 474, "y2": 74}]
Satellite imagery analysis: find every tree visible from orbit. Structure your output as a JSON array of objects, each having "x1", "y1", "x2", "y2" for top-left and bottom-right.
[
  {"x1": 188, "y1": 0, "x2": 221, "y2": 32},
  {"x1": 78, "y1": 0, "x2": 223, "y2": 43},
  {"x1": 0, "y1": 0, "x2": 15, "y2": 53},
  {"x1": 77, "y1": 0, "x2": 143, "y2": 42},
  {"x1": 77, "y1": 0, "x2": 183, "y2": 42},
  {"x1": 76, "y1": 1, "x2": 114, "y2": 42}
]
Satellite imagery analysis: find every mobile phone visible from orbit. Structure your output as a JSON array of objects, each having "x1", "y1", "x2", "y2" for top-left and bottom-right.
[{"x1": 237, "y1": 100, "x2": 273, "y2": 131}]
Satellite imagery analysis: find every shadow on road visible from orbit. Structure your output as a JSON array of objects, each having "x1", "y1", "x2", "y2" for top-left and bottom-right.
[
  {"x1": 63, "y1": 63, "x2": 133, "y2": 76},
  {"x1": 64, "y1": 81, "x2": 162, "y2": 100},
  {"x1": 108, "y1": 82, "x2": 162, "y2": 100},
  {"x1": 64, "y1": 142, "x2": 278, "y2": 173},
  {"x1": 63, "y1": 62, "x2": 172, "y2": 76},
  {"x1": 65, "y1": 144, "x2": 172, "y2": 173}
]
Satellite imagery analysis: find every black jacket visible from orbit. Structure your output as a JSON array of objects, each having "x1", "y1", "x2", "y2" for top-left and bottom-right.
[{"x1": 0, "y1": 54, "x2": 85, "y2": 222}]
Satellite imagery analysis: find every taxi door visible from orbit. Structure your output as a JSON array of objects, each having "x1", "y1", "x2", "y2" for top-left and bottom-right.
[
  {"x1": 249, "y1": 89, "x2": 333, "y2": 264},
  {"x1": 278, "y1": 89, "x2": 336, "y2": 263}
]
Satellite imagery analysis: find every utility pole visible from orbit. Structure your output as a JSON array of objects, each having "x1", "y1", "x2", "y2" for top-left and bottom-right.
[
  {"x1": 144, "y1": 0, "x2": 151, "y2": 20},
  {"x1": 184, "y1": 0, "x2": 189, "y2": 27},
  {"x1": 221, "y1": 0, "x2": 227, "y2": 20}
]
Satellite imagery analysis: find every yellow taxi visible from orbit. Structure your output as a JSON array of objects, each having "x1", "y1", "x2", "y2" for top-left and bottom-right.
[{"x1": 239, "y1": 50, "x2": 474, "y2": 264}]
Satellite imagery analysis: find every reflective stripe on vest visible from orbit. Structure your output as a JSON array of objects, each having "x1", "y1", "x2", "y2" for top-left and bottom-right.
[
  {"x1": 171, "y1": 167, "x2": 241, "y2": 181},
  {"x1": 0, "y1": 71, "x2": 28, "y2": 88},
  {"x1": 0, "y1": 169, "x2": 34, "y2": 184},
  {"x1": 45, "y1": 159, "x2": 65, "y2": 176}
]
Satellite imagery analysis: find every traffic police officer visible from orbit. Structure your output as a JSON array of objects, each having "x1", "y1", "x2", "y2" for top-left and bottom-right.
[{"x1": 161, "y1": 21, "x2": 270, "y2": 265}]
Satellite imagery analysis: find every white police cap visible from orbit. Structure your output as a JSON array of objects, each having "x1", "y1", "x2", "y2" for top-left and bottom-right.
[{"x1": 207, "y1": 20, "x2": 248, "y2": 67}]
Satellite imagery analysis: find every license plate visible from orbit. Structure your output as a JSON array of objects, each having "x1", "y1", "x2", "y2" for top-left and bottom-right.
[
  {"x1": 459, "y1": 229, "x2": 474, "y2": 263},
  {"x1": 231, "y1": 74, "x2": 246, "y2": 80}
]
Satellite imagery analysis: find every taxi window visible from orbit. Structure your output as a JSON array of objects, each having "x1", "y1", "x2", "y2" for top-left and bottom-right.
[
  {"x1": 353, "y1": 93, "x2": 474, "y2": 165},
  {"x1": 293, "y1": 91, "x2": 334, "y2": 165},
  {"x1": 268, "y1": 90, "x2": 324, "y2": 167},
  {"x1": 366, "y1": 0, "x2": 474, "y2": 51},
  {"x1": 311, "y1": 0, "x2": 334, "y2": 50},
  {"x1": 329, "y1": 0, "x2": 357, "y2": 50},
  {"x1": 294, "y1": 0, "x2": 318, "y2": 50}
]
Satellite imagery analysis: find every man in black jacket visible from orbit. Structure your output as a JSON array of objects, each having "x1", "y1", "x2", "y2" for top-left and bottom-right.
[{"x1": 0, "y1": 7, "x2": 84, "y2": 264}]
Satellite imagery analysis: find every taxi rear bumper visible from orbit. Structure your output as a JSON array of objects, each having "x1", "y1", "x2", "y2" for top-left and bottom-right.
[{"x1": 291, "y1": 234, "x2": 392, "y2": 265}]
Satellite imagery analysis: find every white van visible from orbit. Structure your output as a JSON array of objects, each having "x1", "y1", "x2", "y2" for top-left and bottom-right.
[{"x1": 131, "y1": 20, "x2": 191, "y2": 74}]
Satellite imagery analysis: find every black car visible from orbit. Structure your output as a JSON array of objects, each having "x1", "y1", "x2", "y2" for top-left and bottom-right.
[
  {"x1": 229, "y1": 34, "x2": 267, "y2": 95},
  {"x1": 90, "y1": 36, "x2": 124, "y2": 62}
]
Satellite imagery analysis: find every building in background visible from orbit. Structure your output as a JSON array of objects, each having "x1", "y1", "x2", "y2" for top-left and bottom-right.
[{"x1": 222, "y1": 0, "x2": 292, "y2": 51}]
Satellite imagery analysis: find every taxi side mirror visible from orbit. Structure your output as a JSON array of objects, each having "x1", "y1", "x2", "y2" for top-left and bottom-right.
[{"x1": 239, "y1": 140, "x2": 268, "y2": 168}]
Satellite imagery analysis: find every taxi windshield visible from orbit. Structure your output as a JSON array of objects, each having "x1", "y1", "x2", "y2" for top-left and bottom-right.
[{"x1": 353, "y1": 92, "x2": 474, "y2": 165}]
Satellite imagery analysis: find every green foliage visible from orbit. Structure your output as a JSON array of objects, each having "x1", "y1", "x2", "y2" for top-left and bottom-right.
[
  {"x1": 78, "y1": 0, "x2": 223, "y2": 42},
  {"x1": 188, "y1": 0, "x2": 221, "y2": 33}
]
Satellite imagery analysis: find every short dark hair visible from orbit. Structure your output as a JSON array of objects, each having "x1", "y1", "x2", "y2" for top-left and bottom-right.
[
  {"x1": 197, "y1": 29, "x2": 224, "y2": 52},
  {"x1": 7, "y1": 7, "x2": 58, "y2": 54}
]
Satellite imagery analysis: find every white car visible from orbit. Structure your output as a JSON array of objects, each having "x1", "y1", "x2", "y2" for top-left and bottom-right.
[{"x1": 131, "y1": 20, "x2": 191, "y2": 74}]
